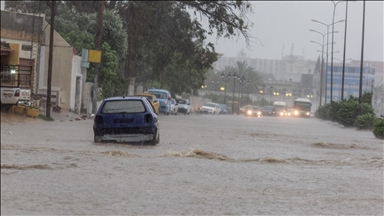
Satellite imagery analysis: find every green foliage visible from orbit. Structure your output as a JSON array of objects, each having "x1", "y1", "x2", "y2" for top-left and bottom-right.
[
  {"x1": 354, "y1": 113, "x2": 378, "y2": 130},
  {"x1": 87, "y1": 42, "x2": 128, "y2": 99},
  {"x1": 362, "y1": 91, "x2": 373, "y2": 105},
  {"x1": 315, "y1": 102, "x2": 332, "y2": 120},
  {"x1": 7, "y1": 0, "x2": 254, "y2": 98},
  {"x1": 373, "y1": 118, "x2": 384, "y2": 139}
]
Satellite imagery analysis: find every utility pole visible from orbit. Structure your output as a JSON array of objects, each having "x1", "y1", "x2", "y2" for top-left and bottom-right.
[
  {"x1": 358, "y1": 0, "x2": 366, "y2": 115},
  {"x1": 46, "y1": 0, "x2": 56, "y2": 118},
  {"x1": 92, "y1": 0, "x2": 105, "y2": 114}
]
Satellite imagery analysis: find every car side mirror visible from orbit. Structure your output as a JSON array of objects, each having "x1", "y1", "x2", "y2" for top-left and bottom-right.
[{"x1": 188, "y1": 103, "x2": 190, "y2": 105}]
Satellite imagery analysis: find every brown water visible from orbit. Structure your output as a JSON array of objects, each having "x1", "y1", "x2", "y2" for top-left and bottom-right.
[{"x1": 1, "y1": 113, "x2": 383, "y2": 215}]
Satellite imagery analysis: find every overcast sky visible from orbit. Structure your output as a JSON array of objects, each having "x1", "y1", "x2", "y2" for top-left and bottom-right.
[{"x1": 201, "y1": 1, "x2": 383, "y2": 62}]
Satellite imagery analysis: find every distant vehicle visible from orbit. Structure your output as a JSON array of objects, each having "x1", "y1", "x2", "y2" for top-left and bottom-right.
[
  {"x1": 198, "y1": 102, "x2": 221, "y2": 115},
  {"x1": 285, "y1": 108, "x2": 294, "y2": 117},
  {"x1": 135, "y1": 92, "x2": 160, "y2": 114},
  {"x1": 261, "y1": 106, "x2": 275, "y2": 116},
  {"x1": 176, "y1": 98, "x2": 190, "y2": 115},
  {"x1": 239, "y1": 105, "x2": 253, "y2": 115},
  {"x1": 273, "y1": 101, "x2": 287, "y2": 116},
  {"x1": 293, "y1": 98, "x2": 312, "y2": 118},
  {"x1": 219, "y1": 104, "x2": 228, "y2": 114},
  {"x1": 244, "y1": 106, "x2": 261, "y2": 117},
  {"x1": 147, "y1": 89, "x2": 171, "y2": 115},
  {"x1": 93, "y1": 96, "x2": 160, "y2": 145},
  {"x1": 170, "y1": 98, "x2": 178, "y2": 115}
]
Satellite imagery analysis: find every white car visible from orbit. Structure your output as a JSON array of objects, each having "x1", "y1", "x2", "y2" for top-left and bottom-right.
[
  {"x1": 199, "y1": 102, "x2": 221, "y2": 115},
  {"x1": 170, "y1": 98, "x2": 178, "y2": 115},
  {"x1": 176, "y1": 98, "x2": 191, "y2": 115}
]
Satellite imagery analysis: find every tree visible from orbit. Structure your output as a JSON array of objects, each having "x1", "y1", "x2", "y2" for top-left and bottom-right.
[{"x1": 314, "y1": 56, "x2": 321, "y2": 74}]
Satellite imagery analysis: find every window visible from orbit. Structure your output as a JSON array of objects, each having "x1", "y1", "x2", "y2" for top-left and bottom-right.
[
  {"x1": 102, "y1": 100, "x2": 145, "y2": 114},
  {"x1": 148, "y1": 91, "x2": 168, "y2": 99}
]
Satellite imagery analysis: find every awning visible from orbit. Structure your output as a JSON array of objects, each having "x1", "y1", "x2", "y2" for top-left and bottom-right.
[
  {"x1": 1, "y1": 46, "x2": 12, "y2": 52},
  {"x1": 1, "y1": 46, "x2": 12, "y2": 56}
]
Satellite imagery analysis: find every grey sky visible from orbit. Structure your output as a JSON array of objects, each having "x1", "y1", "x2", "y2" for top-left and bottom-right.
[{"x1": 202, "y1": 1, "x2": 383, "y2": 62}]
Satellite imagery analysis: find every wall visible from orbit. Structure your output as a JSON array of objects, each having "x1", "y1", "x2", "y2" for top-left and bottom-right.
[
  {"x1": 70, "y1": 55, "x2": 82, "y2": 112},
  {"x1": 38, "y1": 20, "x2": 75, "y2": 110}
]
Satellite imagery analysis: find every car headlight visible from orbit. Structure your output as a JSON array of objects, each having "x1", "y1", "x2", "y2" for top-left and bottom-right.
[
  {"x1": 247, "y1": 110, "x2": 252, "y2": 114},
  {"x1": 257, "y1": 111, "x2": 261, "y2": 115},
  {"x1": 280, "y1": 112, "x2": 284, "y2": 116},
  {"x1": 294, "y1": 110, "x2": 298, "y2": 115},
  {"x1": 306, "y1": 112, "x2": 310, "y2": 115}
]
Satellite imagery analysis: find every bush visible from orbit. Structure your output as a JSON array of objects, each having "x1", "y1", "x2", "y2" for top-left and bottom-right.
[
  {"x1": 337, "y1": 100, "x2": 358, "y2": 126},
  {"x1": 354, "y1": 113, "x2": 378, "y2": 130},
  {"x1": 373, "y1": 118, "x2": 384, "y2": 139}
]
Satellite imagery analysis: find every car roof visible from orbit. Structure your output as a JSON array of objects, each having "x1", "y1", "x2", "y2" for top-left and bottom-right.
[
  {"x1": 148, "y1": 89, "x2": 170, "y2": 93},
  {"x1": 104, "y1": 96, "x2": 144, "y2": 101},
  {"x1": 135, "y1": 93, "x2": 154, "y2": 97}
]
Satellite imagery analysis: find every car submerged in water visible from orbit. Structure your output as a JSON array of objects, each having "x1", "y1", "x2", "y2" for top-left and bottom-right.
[{"x1": 93, "y1": 96, "x2": 160, "y2": 145}]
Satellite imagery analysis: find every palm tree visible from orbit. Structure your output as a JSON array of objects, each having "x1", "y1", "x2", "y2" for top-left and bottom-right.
[{"x1": 373, "y1": 84, "x2": 384, "y2": 105}]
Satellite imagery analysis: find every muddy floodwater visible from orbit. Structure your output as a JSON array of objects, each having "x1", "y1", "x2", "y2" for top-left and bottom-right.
[{"x1": 1, "y1": 112, "x2": 383, "y2": 215}]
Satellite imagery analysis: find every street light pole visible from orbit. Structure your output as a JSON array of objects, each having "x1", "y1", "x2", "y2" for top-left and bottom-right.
[
  {"x1": 221, "y1": 72, "x2": 231, "y2": 105},
  {"x1": 232, "y1": 72, "x2": 237, "y2": 115},
  {"x1": 358, "y1": 0, "x2": 366, "y2": 115},
  {"x1": 310, "y1": 29, "x2": 338, "y2": 107},
  {"x1": 312, "y1": 19, "x2": 344, "y2": 104},
  {"x1": 331, "y1": 1, "x2": 346, "y2": 102},
  {"x1": 341, "y1": 1, "x2": 349, "y2": 100}
]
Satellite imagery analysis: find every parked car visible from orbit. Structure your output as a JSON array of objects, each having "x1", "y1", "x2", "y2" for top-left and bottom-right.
[
  {"x1": 244, "y1": 106, "x2": 261, "y2": 117},
  {"x1": 147, "y1": 88, "x2": 171, "y2": 115},
  {"x1": 176, "y1": 98, "x2": 191, "y2": 115},
  {"x1": 261, "y1": 106, "x2": 275, "y2": 116},
  {"x1": 135, "y1": 92, "x2": 160, "y2": 114},
  {"x1": 219, "y1": 104, "x2": 228, "y2": 114},
  {"x1": 170, "y1": 98, "x2": 178, "y2": 115},
  {"x1": 93, "y1": 96, "x2": 160, "y2": 145},
  {"x1": 198, "y1": 102, "x2": 221, "y2": 115}
]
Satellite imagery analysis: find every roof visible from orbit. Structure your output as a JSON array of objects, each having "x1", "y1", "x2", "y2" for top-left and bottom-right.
[
  {"x1": 1, "y1": 46, "x2": 12, "y2": 52},
  {"x1": 294, "y1": 98, "x2": 312, "y2": 103}
]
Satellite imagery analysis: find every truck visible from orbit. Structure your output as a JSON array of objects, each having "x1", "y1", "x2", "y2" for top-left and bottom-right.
[
  {"x1": 273, "y1": 101, "x2": 287, "y2": 116},
  {"x1": 1, "y1": 65, "x2": 32, "y2": 109},
  {"x1": 293, "y1": 98, "x2": 312, "y2": 118}
]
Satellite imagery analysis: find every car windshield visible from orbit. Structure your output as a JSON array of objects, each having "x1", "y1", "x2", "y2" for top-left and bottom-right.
[
  {"x1": 148, "y1": 91, "x2": 167, "y2": 99},
  {"x1": 262, "y1": 106, "x2": 273, "y2": 111},
  {"x1": 204, "y1": 103, "x2": 216, "y2": 108},
  {"x1": 101, "y1": 100, "x2": 145, "y2": 114},
  {"x1": 177, "y1": 99, "x2": 187, "y2": 104}
]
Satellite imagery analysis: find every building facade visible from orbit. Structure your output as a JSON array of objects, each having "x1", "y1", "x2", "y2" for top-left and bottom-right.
[
  {"x1": 1, "y1": 10, "x2": 84, "y2": 112},
  {"x1": 325, "y1": 65, "x2": 375, "y2": 102}
]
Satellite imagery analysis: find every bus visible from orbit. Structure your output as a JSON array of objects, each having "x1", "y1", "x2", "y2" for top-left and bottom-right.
[{"x1": 293, "y1": 98, "x2": 312, "y2": 118}]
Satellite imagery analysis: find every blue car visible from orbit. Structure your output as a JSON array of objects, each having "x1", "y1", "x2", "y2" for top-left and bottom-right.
[
  {"x1": 93, "y1": 96, "x2": 160, "y2": 145},
  {"x1": 147, "y1": 89, "x2": 172, "y2": 115}
]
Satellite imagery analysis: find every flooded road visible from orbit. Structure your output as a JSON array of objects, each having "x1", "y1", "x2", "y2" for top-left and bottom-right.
[{"x1": 1, "y1": 113, "x2": 383, "y2": 215}]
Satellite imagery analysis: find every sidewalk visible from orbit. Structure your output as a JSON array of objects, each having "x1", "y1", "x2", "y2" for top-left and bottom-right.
[{"x1": 39, "y1": 109, "x2": 93, "y2": 122}]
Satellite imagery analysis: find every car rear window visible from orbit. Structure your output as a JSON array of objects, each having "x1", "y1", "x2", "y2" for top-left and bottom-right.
[
  {"x1": 148, "y1": 91, "x2": 168, "y2": 99},
  {"x1": 101, "y1": 100, "x2": 146, "y2": 114},
  {"x1": 177, "y1": 99, "x2": 187, "y2": 104}
]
